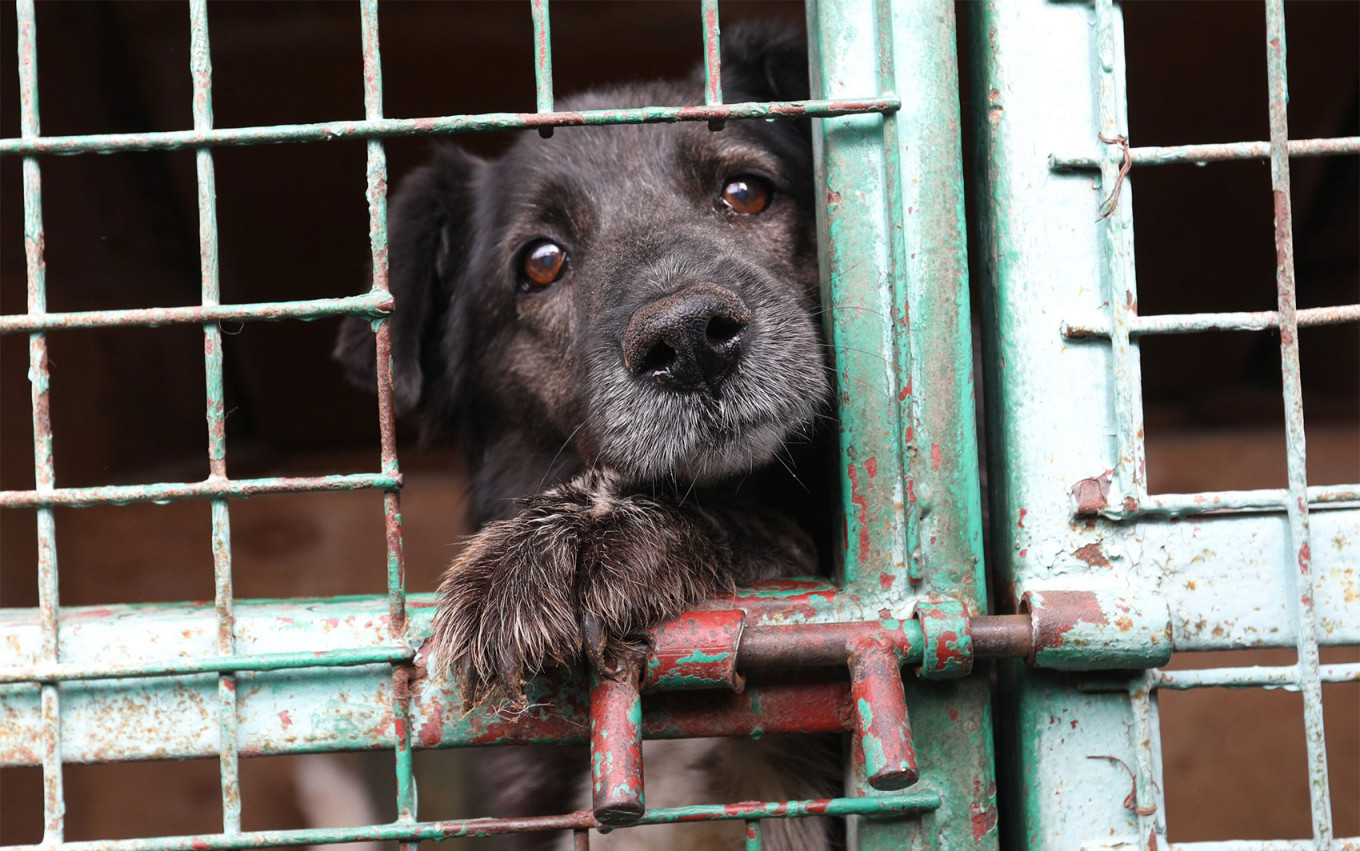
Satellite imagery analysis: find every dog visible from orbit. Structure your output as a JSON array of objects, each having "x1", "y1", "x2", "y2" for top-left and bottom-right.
[{"x1": 337, "y1": 24, "x2": 839, "y2": 850}]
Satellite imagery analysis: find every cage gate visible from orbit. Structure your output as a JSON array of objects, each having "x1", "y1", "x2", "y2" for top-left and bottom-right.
[
  {"x1": 0, "y1": 0, "x2": 1003, "y2": 848},
  {"x1": 968, "y1": 1, "x2": 1359, "y2": 849}
]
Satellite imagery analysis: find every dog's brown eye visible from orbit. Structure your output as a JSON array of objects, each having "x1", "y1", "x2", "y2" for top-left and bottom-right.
[
  {"x1": 521, "y1": 240, "x2": 567, "y2": 290},
  {"x1": 720, "y1": 177, "x2": 771, "y2": 215}
]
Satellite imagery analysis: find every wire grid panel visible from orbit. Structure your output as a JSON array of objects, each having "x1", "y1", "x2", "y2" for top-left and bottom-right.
[
  {"x1": 969, "y1": 0, "x2": 1359, "y2": 849},
  {"x1": 0, "y1": 1, "x2": 992, "y2": 848}
]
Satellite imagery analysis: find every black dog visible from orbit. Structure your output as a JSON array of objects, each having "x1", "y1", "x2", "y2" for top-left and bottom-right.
[{"x1": 338, "y1": 25, "x2": 837, "y2": 849}]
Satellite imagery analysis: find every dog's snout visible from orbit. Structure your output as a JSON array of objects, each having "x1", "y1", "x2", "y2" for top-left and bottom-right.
[{"x1": 623, "y1": 283, "x2": 751, "y2": 392}]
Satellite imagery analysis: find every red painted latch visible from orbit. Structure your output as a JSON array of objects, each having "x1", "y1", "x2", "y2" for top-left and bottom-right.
[{"x1": 590, "y1": 655, "x2": 646, "y2": 825}]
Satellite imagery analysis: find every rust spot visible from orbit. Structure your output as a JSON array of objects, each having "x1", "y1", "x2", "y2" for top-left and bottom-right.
[
  {"x1": 847, "y1": 463, "x2": 871, "y2": 563},
  {"x1": 1114, "y1": 616, "x2": 1134, "y2": 632},
  {"x1": 1018, "y1": 548, "x2": 1027, "y2": 558},
  {"x1": 948, "y1": 707, "x2": 960, "y2": 721},
  {"x1": 1123, "y1": 496, "x2": 1137, "y2": 513},
  {"x1": 1030, "y1": 590, "x2": 1108, "y2": 653},
  {"x1": 1072, "y1": 543, "x2": 1110, "y2": 568},
  {"x1": 970, "y1": 801, "x2": 998, "y2": 840},
  {"x1": 865, "y1": 456, "x2": 878, "y2": 478},
  {"x1": 278, "y1": 710, "x2": 292, "y2": 727},
  {"x1": 930, "y1": 444, "x2": 942, "y2": 471},
  {"x1": 880, "y1": 573, "x2": 895, "y2": 591},
  {"x1": 418, "y1": 700, "x2": 445, "y2": 747},
  {"x1": 827, "y1": 189, "x2": 842, "y2": 205},
  {"x1": 1071, "y1": 471, "x2": 1112, "y2": 516},
  {"x1": 1298, "y1": 542, "x2": 1311, "y2": 574}
]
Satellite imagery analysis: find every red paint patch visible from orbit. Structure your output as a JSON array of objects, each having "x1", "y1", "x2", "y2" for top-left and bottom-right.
[
  {"x1": 1073, "y1": 543, "x2": 1111, "y2": 568},
  {"x1": 1299, "y1": 543, "x2": 1311, "y2": 573},
  {"x1": 1019, "y1": 549, "x2": 1027, "y2": 558},
  {"x1": 847, "y1": 463, "x2": 871, "y2": 563},
  {"x1": 899, "y1": 386, "x2": 909, "y2": 401},
  {"x1": 418, "y1": 701, "x2": 445, "y2": 747},
  {"x1": 970, "y1": 802, "x2": 998, "y2": 840},
  {"x1": 930, "y1": 444, "x2": 942, "y2": 471},
  {"x1": 1017, "y1": 508, "x2": 1026, "y2": 528},
  {"x1": 865, "y1": 456, "x2": 878, "y2": 478},
  {"x1": 880, "y1": 573, "x2": 896, "y2": 590},
  {"x1": 278, "y1": 710, "x2": 292, "y2": 727},
  {"x1": 948, "y1": 708, "x2": 960, "y2": 722}
]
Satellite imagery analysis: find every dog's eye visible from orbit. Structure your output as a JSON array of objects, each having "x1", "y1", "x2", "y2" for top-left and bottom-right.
[
  {"x1": 520, "y1": 239, "x2": 567, "y2": 290},
  {"x1": 720, "y1": 177, "x2": 771, "y2": 215}
]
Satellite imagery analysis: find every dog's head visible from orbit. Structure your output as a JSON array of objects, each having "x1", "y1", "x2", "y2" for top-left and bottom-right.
[{"x1": 338, "y1": 26, "x2": 828, "y2": 486}]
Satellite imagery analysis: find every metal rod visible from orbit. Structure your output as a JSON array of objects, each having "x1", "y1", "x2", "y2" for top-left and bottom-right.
[
  {"x1": 1263, "y1": 4, "x2": 1333, "y2": 845},
  {"x1": 16, "y1": 0, "x2": 64, "y2": 842},
  {"x1": 0, "y1": 472, "x2": 401, "y2": 509},
  {"x1": 0, "y1": 293, "x2": 392, "y2": 334},
  {"x1": 1140, "y1": 484, "x2": 1359, "y2": 517},
  {"x1": 1062, "y1": 303, "x2": 1360, "y2": 339},
  {"x1": 701, "y1": 0, "x2": 722, "y2": 106},
  {"x1": 1051, "y1": 134, "x2": 1360, "y2": 169},
  {"x1": 0, "y1": 98, "x2": 901, "y2": 156},
  {"x1": 531, "y1": 0, "x2": 554, "y2": 114},
  {"x1": 0, "y1": 645, "x2": 413, "y2": 685},
  {"x1": 0, "y1": 794, "x2": 942, "y2": 851}
]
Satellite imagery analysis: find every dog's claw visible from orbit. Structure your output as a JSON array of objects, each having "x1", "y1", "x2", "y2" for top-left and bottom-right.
[{"x1": 581, "y1": 611, "x2": 620, "y2": 678}]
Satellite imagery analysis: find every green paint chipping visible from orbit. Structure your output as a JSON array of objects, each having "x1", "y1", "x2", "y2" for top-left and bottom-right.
[{"x1": 675, "y1": 649, "x2": 731, "y2": 665}]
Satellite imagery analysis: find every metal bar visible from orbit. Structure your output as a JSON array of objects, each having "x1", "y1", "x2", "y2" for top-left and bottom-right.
[
  {"x1": 590, "y1": 658, "x2": 646, "y2": 824},
  {"x1": 744, "y1": 820, "x2": 761, "y2": 851},
  {"x1": 1051, "y1": 134, "x2": 1360, "y2": 169},
  {"x1": 1152, "y1": 662, "x2": 1360, "y2": 690},
  {"x1": 357, "y1": 0, "x2": 414, "y2": 835},
  {"x1": 187, "y1": 0, "x2": 241, "y2": 832},
  {"x1": 1164, "y1": 840, "x2": 1360, "y2": 851},
  {"x1": 0, "y1": 472, "x2": 400, "y2": 509},
  {"x1": 531, "y1": 0, "x2": 553, "y2": 114},
  {"x1": 0, "y1": 794, "x2": 942, "y2": 851},
  {"x1": 1093, "y1": 0, "x2": 1147, "y2": 510},
  {"x1": 0, "y1": 294, "x2": 392, "y2": 334},
  {"x1": 847, "y1": 635, "x2": 918, "y2": 790},
  {"x1": 1139, "y1": 484, "x2": 1359, "y2": 516},
  {"x1": 701, "y1": 0, "x2": 722, "y2": 106},
  {"x1": 16, "y1": 0, "x2": 64, "y2": 842},
  {"x1": 0, "y1": 646, "x2": 413, "y2": 685},
  {"x1": 1062, "y1": 303, "x2": 1360, "y2": 338},
  {"x1": 1126, "y1": 683, "x2": 1162, "y2": 848},
  {"x1": 1264, "y1": 3, "x2": 1332, "y2": 845},
  {"x1": 0, "y1": 98, "x2": 900, "y2": 156}
]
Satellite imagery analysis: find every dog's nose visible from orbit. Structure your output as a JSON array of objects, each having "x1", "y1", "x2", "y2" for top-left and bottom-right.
[{"x1": 622, "y1": 283, "x2": 751, "y2": 392}]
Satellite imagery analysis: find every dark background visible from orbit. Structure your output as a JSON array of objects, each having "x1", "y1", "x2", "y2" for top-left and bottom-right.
[{"x1": 1, "y1": 1, "x2": 1356, "y2": 845}]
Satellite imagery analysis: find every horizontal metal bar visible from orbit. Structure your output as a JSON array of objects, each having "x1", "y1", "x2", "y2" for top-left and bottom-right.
[
  {"x1": 1139, "y1": 485, "x2": 1360, "y2": 518},
  {"x1": 1164, "y1": 840, "x2": 1360, "y2": 851},
  {"x1": 0, "y1": 98, "x2": 899, "y2": 158},
  {"x1": 0, "y1": 293, "x2": 392, "y2": 335},
  {"x1": 1152, "y1": 662, "x2": 1360, "y2": 691},
  {"x1": 0, "y1": 793, "x2": 941, "y2": 851},
  {"x1": 1050, "y1": 135, "x2": 1360, "y2": 169},
  {"x1": 1063, "y1": 303, "x2": 1360, "y2": 339},
  {"x1": 0, "y1": 646, "x2": 412, "y2": 685},
  {"x1": 0, "y1": 473, "x2": 401, "y2": 509}
]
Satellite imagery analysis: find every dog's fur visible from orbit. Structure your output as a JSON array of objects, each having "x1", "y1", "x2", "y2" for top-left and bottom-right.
[{"x1": 338, "y1": 25, "x2": 837, "y2": 850}]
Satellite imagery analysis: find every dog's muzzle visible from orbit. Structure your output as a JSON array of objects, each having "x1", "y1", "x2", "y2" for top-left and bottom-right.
[{"x1": 621, "y1": 283, "x2": 751, "y2": 394}]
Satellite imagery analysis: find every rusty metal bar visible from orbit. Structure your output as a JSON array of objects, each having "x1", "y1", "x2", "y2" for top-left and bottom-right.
[
  {"x1": 1093, "y1": 0, "x2": 1147, "y2": 515},
  {"x1": 847, "y1": 635, "x2": 918, "y2": 790},
  {"x1": 0, "y1": 645, "x2": 412, "y2": 685},
  {"x1": 589, "y1": 657, "x2": 646, "y2": 825},
  {"x1": 0, "y1": 472, "x2": 400, "y2": 509},
  {"x1": 0, "y1": 98, "x2": 901, "y2": 157},
  {"x1": 187, "y1": 0, "x2": 241, "y2": 832},
  {"x1": 701, "y1": 0, "x2": 722, "y2": 106},
  {"x1": 1061, "y1": 303, "x2": 1360, "y2": 339},
  {"x1": 1140, "y1": 484, "x2": 1359, "y2": 516},
  {"x1": 1264, "y1": 4, "x2": 1333, "y2": 845},
  {"x1": 356, "y1": 0, "x2": 414, "y2": 834},
  {"x1": 531, "y1": 0, "x2": 553, "y2": 114},
  {"x1": 1153, "y1": 662, "x2": 1360, "y2": 690},
  {"x1": 0, "y1": 293, "x2": 392, "y2": 334},
  {"x1": 0, "y1": 793, "x2": 942, "y2": 851},
  {"x1": 1051, "y1": 134, "x2": 1360, "y2": 169},
  {"x1": 16, "y1": 0, "x2": 64, "y2": 842}
]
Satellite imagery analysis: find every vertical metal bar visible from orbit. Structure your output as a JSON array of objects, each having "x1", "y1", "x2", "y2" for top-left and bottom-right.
[
  {"x1": 744, "y1": 819, "x2": 762, "y2": 851},
  {"x1": 16, "y1": 0, "x2": 64, "y2": 842},
  {"x1": 1263, "y1": 2, "x2": 1332, "y2": 845},
  {"x1": 589, "y1": 658, "x2": 646, "y2": 825},
  {"x1": 188, "y1": 0, "x2": 241, "y2": 832},
  {"x1": 531, "y1": 0, "x2": 553, "y2": 113},
  {"x1": 872, "y1": 0, "x2": 920, "y2": 589},
  {"x1": 1093, "y1": 0, "x2": 1147, "y2": 512},
  {"x1": 701, "y1": 0, "x2": 722, "y2": 106},
  {"x1": 360, "y1": 0, "x2": 415, "y2": 833},
  {"x1": 572, "y1": 829, "x2": 590, "y2": 851},
  {"x1": 1127, "y1": 682, "x2": 1161, "y2": 849}
]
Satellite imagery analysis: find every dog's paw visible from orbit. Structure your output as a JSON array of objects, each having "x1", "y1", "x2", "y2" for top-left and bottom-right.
[
  {"x1": 429, "y1": 496, "x2": 586, "y2": 710},
  {"x1": 430, "y1": 471, "x2": 734, "y2": 710}
]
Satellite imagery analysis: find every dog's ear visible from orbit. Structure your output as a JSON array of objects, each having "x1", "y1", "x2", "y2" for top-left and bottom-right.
[
  {"x1": 717, "y1": 22, "x2": 810, "y2": 104},
  {"x1": 335, "y1": 146, "x2": 483, "y2": 424}
]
